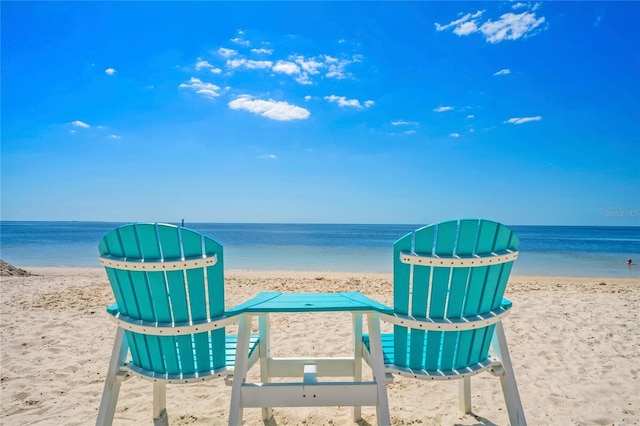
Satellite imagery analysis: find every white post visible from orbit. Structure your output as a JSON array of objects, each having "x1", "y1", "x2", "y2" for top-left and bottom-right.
[
  {"x1": 259, "y1": 314, "x2": 273, "y2": 422},
  {"x1": 96, "y1": 328, "x2": 129, "y2": 426},
  {"x1": 492, "y1": 322, "x2": 527, "y2": 426},
  {"x1": 229, "y1": 315, "x2": 252, "y2": 426},
  {"x1": 458, "y1": 376, "x2": 471, "y2": 414},
  {"x1": 152, "y1": 382, "x2": 167, "y2": 420},
  {"x1": 367, "y1": 312, "x2": 391, "y2": 426},
  {"x1": 352, "y1": 313, "x2": 363, "y2": 421}
]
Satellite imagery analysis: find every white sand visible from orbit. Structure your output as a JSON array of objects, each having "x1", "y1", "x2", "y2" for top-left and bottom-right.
[{"x1": 1, "y1": 267, "x2": 638, "y2": 425}]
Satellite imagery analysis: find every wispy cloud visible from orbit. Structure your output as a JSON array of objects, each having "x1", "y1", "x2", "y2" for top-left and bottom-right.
[
  {"x1": 435, "y1": 11, "x2": 484, "y2": 32},
  {"x1": 324, "y1": 54, "x2": 362, "y2": 80},
  {"x1": 450, "y1": 132, "x2": 460, "y2": 138},
  {"x1": 227, "y1": 59, "x2": 273, "y2": 70},
  {"x1": 105, "y1": 68, "x2": 116, "y2": 75},
  {"x1": 231, "y1": 37, "x2": 250, "y2": 47},
  {"x1": 251, "y1": 48, "x2": 273, "y2": 55},
  {"x1": 70, "y1": 120, "x2": 90, "y2": 128},
  {"x1": 505, "y1": 116, "x2": 542, "y2": 124},
  {"x1": 108, "y1": 134, "x2": 121, "y2": 139},
  {"x1": 231, "y1": 29, "x2": 250, "y2": 46},
  {"x1": 434, "y1": 106, "x2": 454, "y2": 112},
  {"x1": 179, "y1": 77, "x2": 221, "y2": 98},
  {"x1": 195, "y1": 59, "x2": 221, "y2": 73},
  {"x1": 436, "y1": 7, "x2": 546, "y2": 43},
  {"x1": 494, "y1": 68, "x2": 511, "y2": 76},
  {"x1": 218, "y1": 47, "x2": 238, "y2": 58},
  {"x1": 324, "y1": 95, "x2": 374, "y2": 109},
  {"x1": 228, "y1": 95, "x2": 310, "y2": 121},
  {"x1": 259, "y1": 154, "x2": 278, "y2": 159},
  {"x1": 392, "y1": 120, "x2": 419, "y2": 126}
]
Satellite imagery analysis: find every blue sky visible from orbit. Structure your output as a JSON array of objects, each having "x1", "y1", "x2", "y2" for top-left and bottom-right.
[{"x1": 2, "y1": 1, "x2": 639, "y2": 226}]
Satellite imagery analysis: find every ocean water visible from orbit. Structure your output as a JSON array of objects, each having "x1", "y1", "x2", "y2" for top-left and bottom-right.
[{"x1": 0, "y1": 222, "x2": 639, "y2": 278}]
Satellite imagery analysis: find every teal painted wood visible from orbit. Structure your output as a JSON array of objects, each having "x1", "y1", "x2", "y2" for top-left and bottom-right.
[
  {"x1": 409, "y1": 225, "x2": 433, "y2": 370},
  {"x1": 99, "y1": 223, "x2": 235, "y2": 378},
  {"x1": 233, "y1": 292, "x2": 391, "y2": 313},
  {"x1": 393, "y1": 233, "x2": 413, "y2": 368},
  {"x1": 387, "y1": 219, "x2": 520, "y2": 375}
]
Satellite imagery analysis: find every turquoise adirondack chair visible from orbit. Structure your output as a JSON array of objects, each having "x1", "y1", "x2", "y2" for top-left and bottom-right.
[
  {"x1": 96, "y1": 223, "x2": 259, "y2": 425},
  {"x1": 363, "y1": 219, "x2": 526, "y2": 425}
]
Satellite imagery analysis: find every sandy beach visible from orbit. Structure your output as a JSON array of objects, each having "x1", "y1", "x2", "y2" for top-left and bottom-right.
[{"x1": 1, "y1": 267, "x2": 638, "y2": 425}]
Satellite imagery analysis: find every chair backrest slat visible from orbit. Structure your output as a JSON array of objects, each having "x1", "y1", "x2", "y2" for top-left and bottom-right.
[
  {"x1": 99, "y1": 223, "x2": 228, "y2": 376},
  {"x1": 393, "y1": 219, "x2": 519, "y2": 372}
]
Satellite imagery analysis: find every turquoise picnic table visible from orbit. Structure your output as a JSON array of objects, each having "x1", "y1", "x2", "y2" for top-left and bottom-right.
[{"x1": 228, "y1": 291, "x2": 392, "y2": 426}]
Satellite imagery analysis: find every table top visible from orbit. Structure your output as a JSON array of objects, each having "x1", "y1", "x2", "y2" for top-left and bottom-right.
[{"x1": 229, "y1": 291, "x2": 393, "y2": 314}]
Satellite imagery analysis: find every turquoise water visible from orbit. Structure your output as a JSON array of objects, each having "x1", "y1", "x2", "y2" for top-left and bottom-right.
[{"x1": 1, "y1": 222, "x2": 639, "y2": 278}]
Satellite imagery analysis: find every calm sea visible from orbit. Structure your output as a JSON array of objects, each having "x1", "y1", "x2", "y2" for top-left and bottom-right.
[{"x1": 1, "y1": 222, "x2": 639, "y2": 278}]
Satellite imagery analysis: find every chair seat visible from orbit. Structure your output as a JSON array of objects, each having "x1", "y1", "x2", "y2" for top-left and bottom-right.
[
  {"x1": 123, "y1": 333, "x2": 260, "y2": 383},
  {"x1": 363, "y1": 333, "x2": 498, "y2": 379}
]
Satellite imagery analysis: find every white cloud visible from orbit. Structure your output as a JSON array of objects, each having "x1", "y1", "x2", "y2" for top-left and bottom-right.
[
  {"x1": 218, "y1": 47, "x2": 238, "y2": 58},
  {"x1": 69, "y1": 129, "x2": 76, "y2": 134},
  {"x1": 434, "y1": 106, "x2": 454, "y2": 112},
  {"x1": 324, "y1": 95, "x2": 374, "y2": 109},
  {"x1": 467, "y1": 114, "x2": 475, "y2": 119},
  {"x1": 436, "y1": 8, "x2": 546, "y2": 43},
  {"x1": 259, "y1": 154, "x2": 278, "y2": 159},
  {"x1": 273, "y1": 60, "x2": 300, "y2": 75},
  {"x1": 435, "y1": 11, "x2": 484, "y2": 31},
  {"x1": 231, "y1": 37, "x2": 250, "y2": 47},
  {"x1": 108, "y1": 134, "x2": 121, "y2": 139},
  {"x1": 179, "y1": 77, "x2": 221, "y2": 98},
  {"x1": 505, "y1": 116, "x2": 542, "y2": 124},
  {"x1": 228, "y1": 95, "x2": 310, "y2": 121},
  {"x1": 392, "y1": 120, "x2": 419, "y2": 126},
  {"x1": 404, "y1": 130, "x2": 416, "y2": 135},
  {"x1": 252, "y1": 48, "x2": 273, "y2": 55},
  {"x1": 450, "y1": 133, "x2": 460, "y2": 138},
  {"x1": 494, "y1": 68, "x2": 511, "y2": 76},
  {"x1": 325, "y1": 54, "x2": 362, "y2": 79},
  {"x1": 304, "y1": 95, "x2": 312, "y2": 102},
  {"x1": 480, "y1": 12, "x2": 546, "y2": 43},
  {"x1": 105, "y1": 68, "x2": 116, "y2": 75},
  {"x1": 195, "y1": 60, "x2": 213, "y2": 71},
  {"x1": 227, "y1": 59, "x2": 273, "y2": 70},
  {"x1": 454, "y1": 21, "x2": 479, "y2": 36},
  {"x1": 70, "y1": 120, "x2": 90, "y2": 128}
]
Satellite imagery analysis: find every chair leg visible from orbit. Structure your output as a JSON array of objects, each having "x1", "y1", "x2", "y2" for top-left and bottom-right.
[
  {"x1": 458, "y1": 376, "x2": 471, "y2": 414},
  {"x1": 492, "y1": 322, "x2": 527, "y2": 426},
  {"x1": 153, "y1": 381, "x2": 167, "y2": 420},
  {"x1": 229, "y1": 315, "x2": 252, "y2": 426},
  {"x1": 367, "y1": 312, "x2": 391, "y2": 426},
  {"x1": 96, "y1": 328, "x2": 129, "y2": 426}
]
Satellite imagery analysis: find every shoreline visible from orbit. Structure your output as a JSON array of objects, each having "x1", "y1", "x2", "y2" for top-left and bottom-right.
[
  {"x1": 9, "y1": 265, "x2": 640, "y2": 284},
  {"x1": 1, "y1": 267, "x2": 638, "y2": 425}
]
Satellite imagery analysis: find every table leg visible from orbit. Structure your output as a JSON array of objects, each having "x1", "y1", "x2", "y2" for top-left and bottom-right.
[
  {"x1": 352, "y1": 313, "x2": 363, "y2": 421},
  {"x1": 259, "y1": 314, "x2": 273, "y2": 422},
  {"x1": 367, "y1": 312, "x2": 391, "y2": 426}
]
